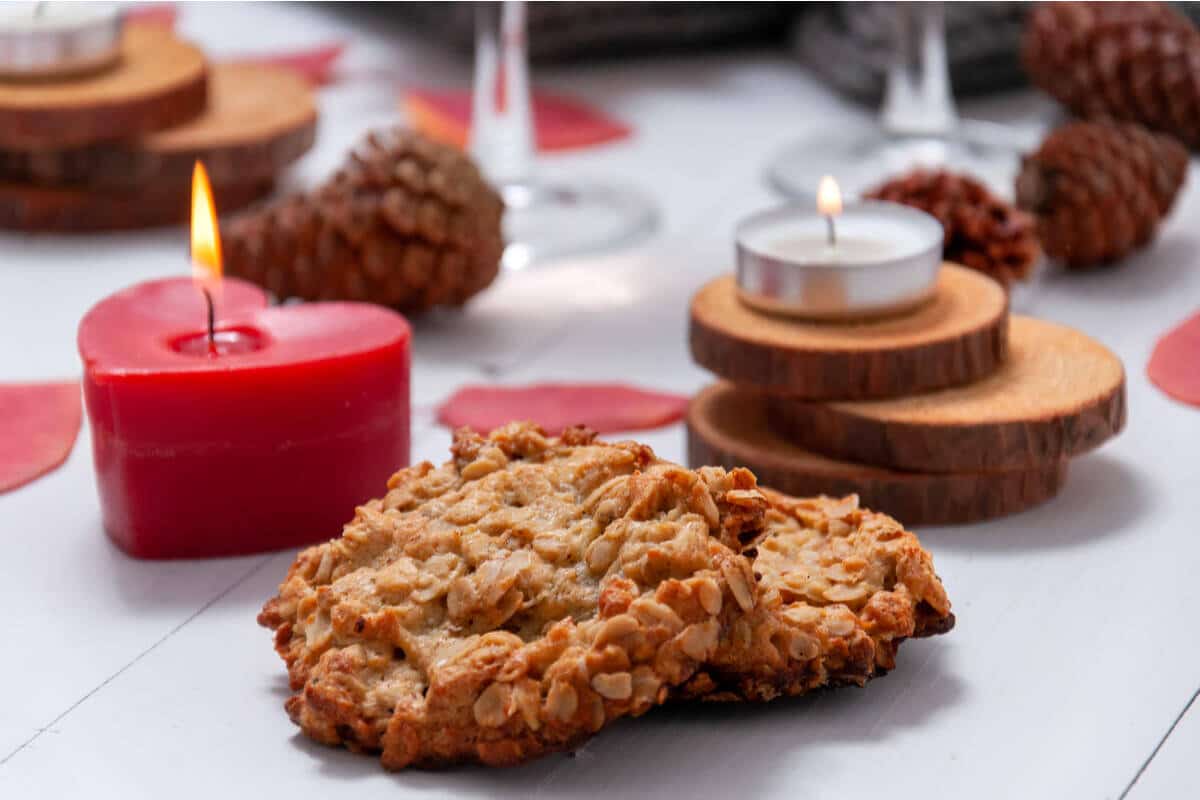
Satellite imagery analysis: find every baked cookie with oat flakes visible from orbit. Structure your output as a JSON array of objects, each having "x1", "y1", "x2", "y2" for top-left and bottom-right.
[
  {"x1": 258, "y1": 423, "x2": 953, "y2": 769},
  {"x1": 259, "y1": 422, "x2": 769, "y2": 769},
  {"x1": 677, "y1": 488, "x2": 954, "y2": 703}
]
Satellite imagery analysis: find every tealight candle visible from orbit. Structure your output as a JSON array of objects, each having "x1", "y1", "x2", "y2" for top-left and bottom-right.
[
  {"x1": 736, "y1": 177, "x2": 943, "y2": 319},
  {"x1": 0, "y1": 2, "x2": 122, "y2": 80},
  {"x1": 78, "y1": 165, "x2": 412, "y2": 559}
]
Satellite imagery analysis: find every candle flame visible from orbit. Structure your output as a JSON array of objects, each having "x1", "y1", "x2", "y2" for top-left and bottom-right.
[
  {"x1": 817, "y1": 175, "x2": 842, "y2": 218},
  {"x1": 191, "y1": 161, "x2": 222, "y2": 287}
]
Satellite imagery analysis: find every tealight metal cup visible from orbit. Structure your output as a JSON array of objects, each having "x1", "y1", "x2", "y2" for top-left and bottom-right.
[
  {"x1": 735, "y1": 201, "x2": 944, "y2": 321},
  {"x1": 0, "y1": 3, "x2": 123, "y2": 81}
]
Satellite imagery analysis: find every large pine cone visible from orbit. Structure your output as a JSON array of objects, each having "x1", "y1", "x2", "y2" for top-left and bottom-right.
[
  {"x1": 224, "y1": 129, "x2": 503, "y2": 313},
  {"x1": 865, "y1": 170, "x2": 1040, "y2": 287},
  {"x1": 1022, "y1": 2, "x2": 1200, "y2": 148},
  {"x1": 1015, "y1": 121, "x2": 1187, "y2": 268}
]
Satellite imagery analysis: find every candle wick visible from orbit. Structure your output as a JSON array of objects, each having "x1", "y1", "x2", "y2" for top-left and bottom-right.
[
  {"x1": 825, "y1": 215, "x2": 837, "y2": 249},
  {"x1": 202, "y1": 287, "x2": 216, "y2": 353}
]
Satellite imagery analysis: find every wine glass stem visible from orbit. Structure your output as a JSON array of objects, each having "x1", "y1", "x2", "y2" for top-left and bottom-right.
[
  {"x1": 470, "y1": 0, "x2": 535, "y2": 188},
  {"x1": 880, "y1": 2, "x2": 958, "y2": 138}
]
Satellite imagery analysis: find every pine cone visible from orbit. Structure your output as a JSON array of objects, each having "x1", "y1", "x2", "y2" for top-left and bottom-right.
[
  {"x1": 1022, "y1": 2, "x2": 1200, "y2": 148},
  {"x1": 865, "y1": 170, "x2": 1040, "y2": 286},
  {"x1": 224, "y1": 129, "x2": 503, "y2": 313},
  {"x1": 1015, "y1": 121, "x2": 1187, "y2": 268}
]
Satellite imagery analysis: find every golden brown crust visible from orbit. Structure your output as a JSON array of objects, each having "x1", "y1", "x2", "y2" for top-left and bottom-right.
[
  {"x1": 259, "y1": 423, "x2": 774, "y2": 768},
  {"x1": 259, "y1": 424, "x2": 953, "y2": 768},
  {"x1": 679, "y1": 489, "x2": 954, "y2": 702}
]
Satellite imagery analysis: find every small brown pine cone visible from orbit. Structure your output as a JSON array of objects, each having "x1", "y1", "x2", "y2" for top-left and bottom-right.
[
  {"x1": 224, "y1": 129, "x2": 504, "y2": 313},
  {"x1": 1015, "y1": 121, "x2": 1187, "y2": 269},
  {"x1": 865, "y1": 169, "x2": 1040, "y2": 287},
  {"x1": 1022, "y1": 2, "x2": 1200, "y2": 148}
]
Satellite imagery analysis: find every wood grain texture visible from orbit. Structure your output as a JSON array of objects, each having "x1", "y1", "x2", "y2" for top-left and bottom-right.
[
  {"x1": 0, "y1": 179, "x2": 273, "y2": 232},
  {"x1": 0, "y1": 63, "x2": 316, "y2": 187},
  {"x1": 690, "y1": 264, "x2": 1008, "y2": 400},
  {"x1": 766, "y1": 315, "x2": 1127, "y2": 472},
  {"x1": 0, "y1": 26, "x2": 207, "y2": 149},
  {"x1": 688, "y1": 382, "x2": 1067, "y2": 525}
]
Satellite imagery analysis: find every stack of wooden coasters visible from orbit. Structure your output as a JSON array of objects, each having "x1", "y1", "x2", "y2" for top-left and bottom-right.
[
  {"x1": 687, "y1": 263, "x2": 1127, "y2": 524},
  {"x1": 0, "y1": 24, "x2": 317, "y2": 231}
]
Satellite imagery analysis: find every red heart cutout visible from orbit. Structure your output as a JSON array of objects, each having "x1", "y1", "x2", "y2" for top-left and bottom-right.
[
  {"x1": 125, "y1": 4, "x2": 179, "y2": 30},
  {"x1": 78, "y1": 277, "x2": 411, "y2": 559},
  {"x1": 126, "y1": 7, "x2": 346, "y2": 86},
  {"x1": 405, "y1": 88, "x2": 631, "y2": 153},
  {"x1": 437, "y1": 383, "x2": 688, "y2": 435},
  {"x1": 1148, "y1": 310, "x2": 1200, "y2": 408},
  {"x1": 232, "y1": 43, "x2": 346, "y2": 86},
  {"x1": 0, "y1": 380, "x2": 82, "y2": 493}
]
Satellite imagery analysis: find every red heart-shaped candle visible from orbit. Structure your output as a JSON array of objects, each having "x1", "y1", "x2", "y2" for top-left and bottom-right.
[{"x1": 78, "y1": 277, "x2": 411, "y2": 559}]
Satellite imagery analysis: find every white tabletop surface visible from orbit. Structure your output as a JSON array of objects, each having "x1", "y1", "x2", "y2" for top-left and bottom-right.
[{"x1": 1, "y1": 3, "x2": 1198, "y2": 799}]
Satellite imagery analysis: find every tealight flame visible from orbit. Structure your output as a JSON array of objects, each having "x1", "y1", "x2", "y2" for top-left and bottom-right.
[
  {"x1": 817, "y1": 175, "x2": 842, "y2": 218},
  {"x1": 191, "y1": 161, "x2": 222, "y2": 287}
]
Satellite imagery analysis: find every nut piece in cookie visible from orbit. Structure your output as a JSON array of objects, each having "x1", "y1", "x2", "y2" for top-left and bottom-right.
[
  {"x1": 678, "y1": 488, "x2": 954, "y2": 702},
  {"x1": 258, "y1": 422, "x2": 771, "y2": 769}
]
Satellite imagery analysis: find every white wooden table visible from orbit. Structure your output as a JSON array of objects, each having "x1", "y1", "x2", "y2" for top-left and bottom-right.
[{"x1": 1, "y1": 4, "x2": 1197, "y2": 798}]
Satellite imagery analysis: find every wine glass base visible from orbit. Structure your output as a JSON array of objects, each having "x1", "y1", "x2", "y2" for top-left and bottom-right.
[
  {"x1": 499, "y1": 181, "x2": 658, "y2": 271},
  {"x1": 765, "y1": 127, "x2": 1021, "y2": 203}
]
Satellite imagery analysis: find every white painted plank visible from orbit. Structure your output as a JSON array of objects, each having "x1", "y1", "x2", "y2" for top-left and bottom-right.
[
  {"x1": 1126, "y1": 691, "x2": 1200, "y2": 800},
  {"x1": 0, "y1": 425, "x2": 269, "y2": 759}
]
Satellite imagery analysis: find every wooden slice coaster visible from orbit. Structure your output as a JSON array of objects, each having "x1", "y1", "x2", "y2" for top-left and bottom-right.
[
  {"x1": 690, "y1": 263, "x2": 1008, "y2": 400},
  {"x1": 766, "y1": 315, "x2": 1126, "y2": 472},
  {"x1": 688, "y1": 382, "x2": 1068, "y2": 525},
  {"x1": 0, "y1": 179, "x2": 272, "y2": 232},
  {"x1": 0, "y1": 63, "x2": 316, "y2": 187},
  {"x1": 0, "y1": 26, "x2": 207, "y2": 149}
]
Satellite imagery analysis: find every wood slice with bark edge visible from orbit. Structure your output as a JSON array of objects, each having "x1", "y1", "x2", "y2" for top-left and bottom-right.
[
  {"x1": 690, "y1": 264, "x2": 1009, "y2": 400},
  {"x1": 0, "y1": 179, "x2": 273, "y2": 232},
  {"x1": 765, "y1": 315, "x2": 1126, "y2": 473},
  {"x1": 0, "y1": 26, "x2": 207, "y2": 150},
  {"x1": 688, "y1": 382, "x2": 1068, "y2": 525},
  {"x1": 0, "y1": 63, "x2": 316, "y2": 188}
]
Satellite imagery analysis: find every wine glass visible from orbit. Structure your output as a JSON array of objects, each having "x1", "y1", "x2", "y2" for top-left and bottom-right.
[
  {"x1": 766, "y1": 2, "x2": 1031, "y2": 202},
  {"x1": 470, "y1": 0, "x2": 658, "y2": 270}
]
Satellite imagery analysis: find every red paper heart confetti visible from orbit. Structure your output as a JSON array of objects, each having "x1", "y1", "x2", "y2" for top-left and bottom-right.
[
  {"x1": 125, "y1": 3, "x2": 179, "y2": 29},
  {"x1": 1148, "y1": 311, "x2": 1200, "y2": 407},
  {"x1": 232, "y1": 43, "x2": 346, "y2": 86},
  {"x1": 405, "y1": 89, "x2": 631, "y2": 152},
  {"x1": 437, "y1": 383, "x2": 689, "y2": 435},
  {"x1": 126, "y1": 7, "x2": 345, "y2": 86},
  {"x1": 0, "y1": 381, "x2": 82, "y2": 493}
]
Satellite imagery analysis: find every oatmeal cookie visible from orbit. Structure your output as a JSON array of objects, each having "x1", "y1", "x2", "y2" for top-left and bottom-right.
[
  {"x1": 258, "y1": 423, "x2": 770, "y2": 768},
  {"x1": 678, "y1": 489, "x2": 955, "y2": 702},
  {"x1": 259, "y1": 424, "x2": 953, "y2": 769}
]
